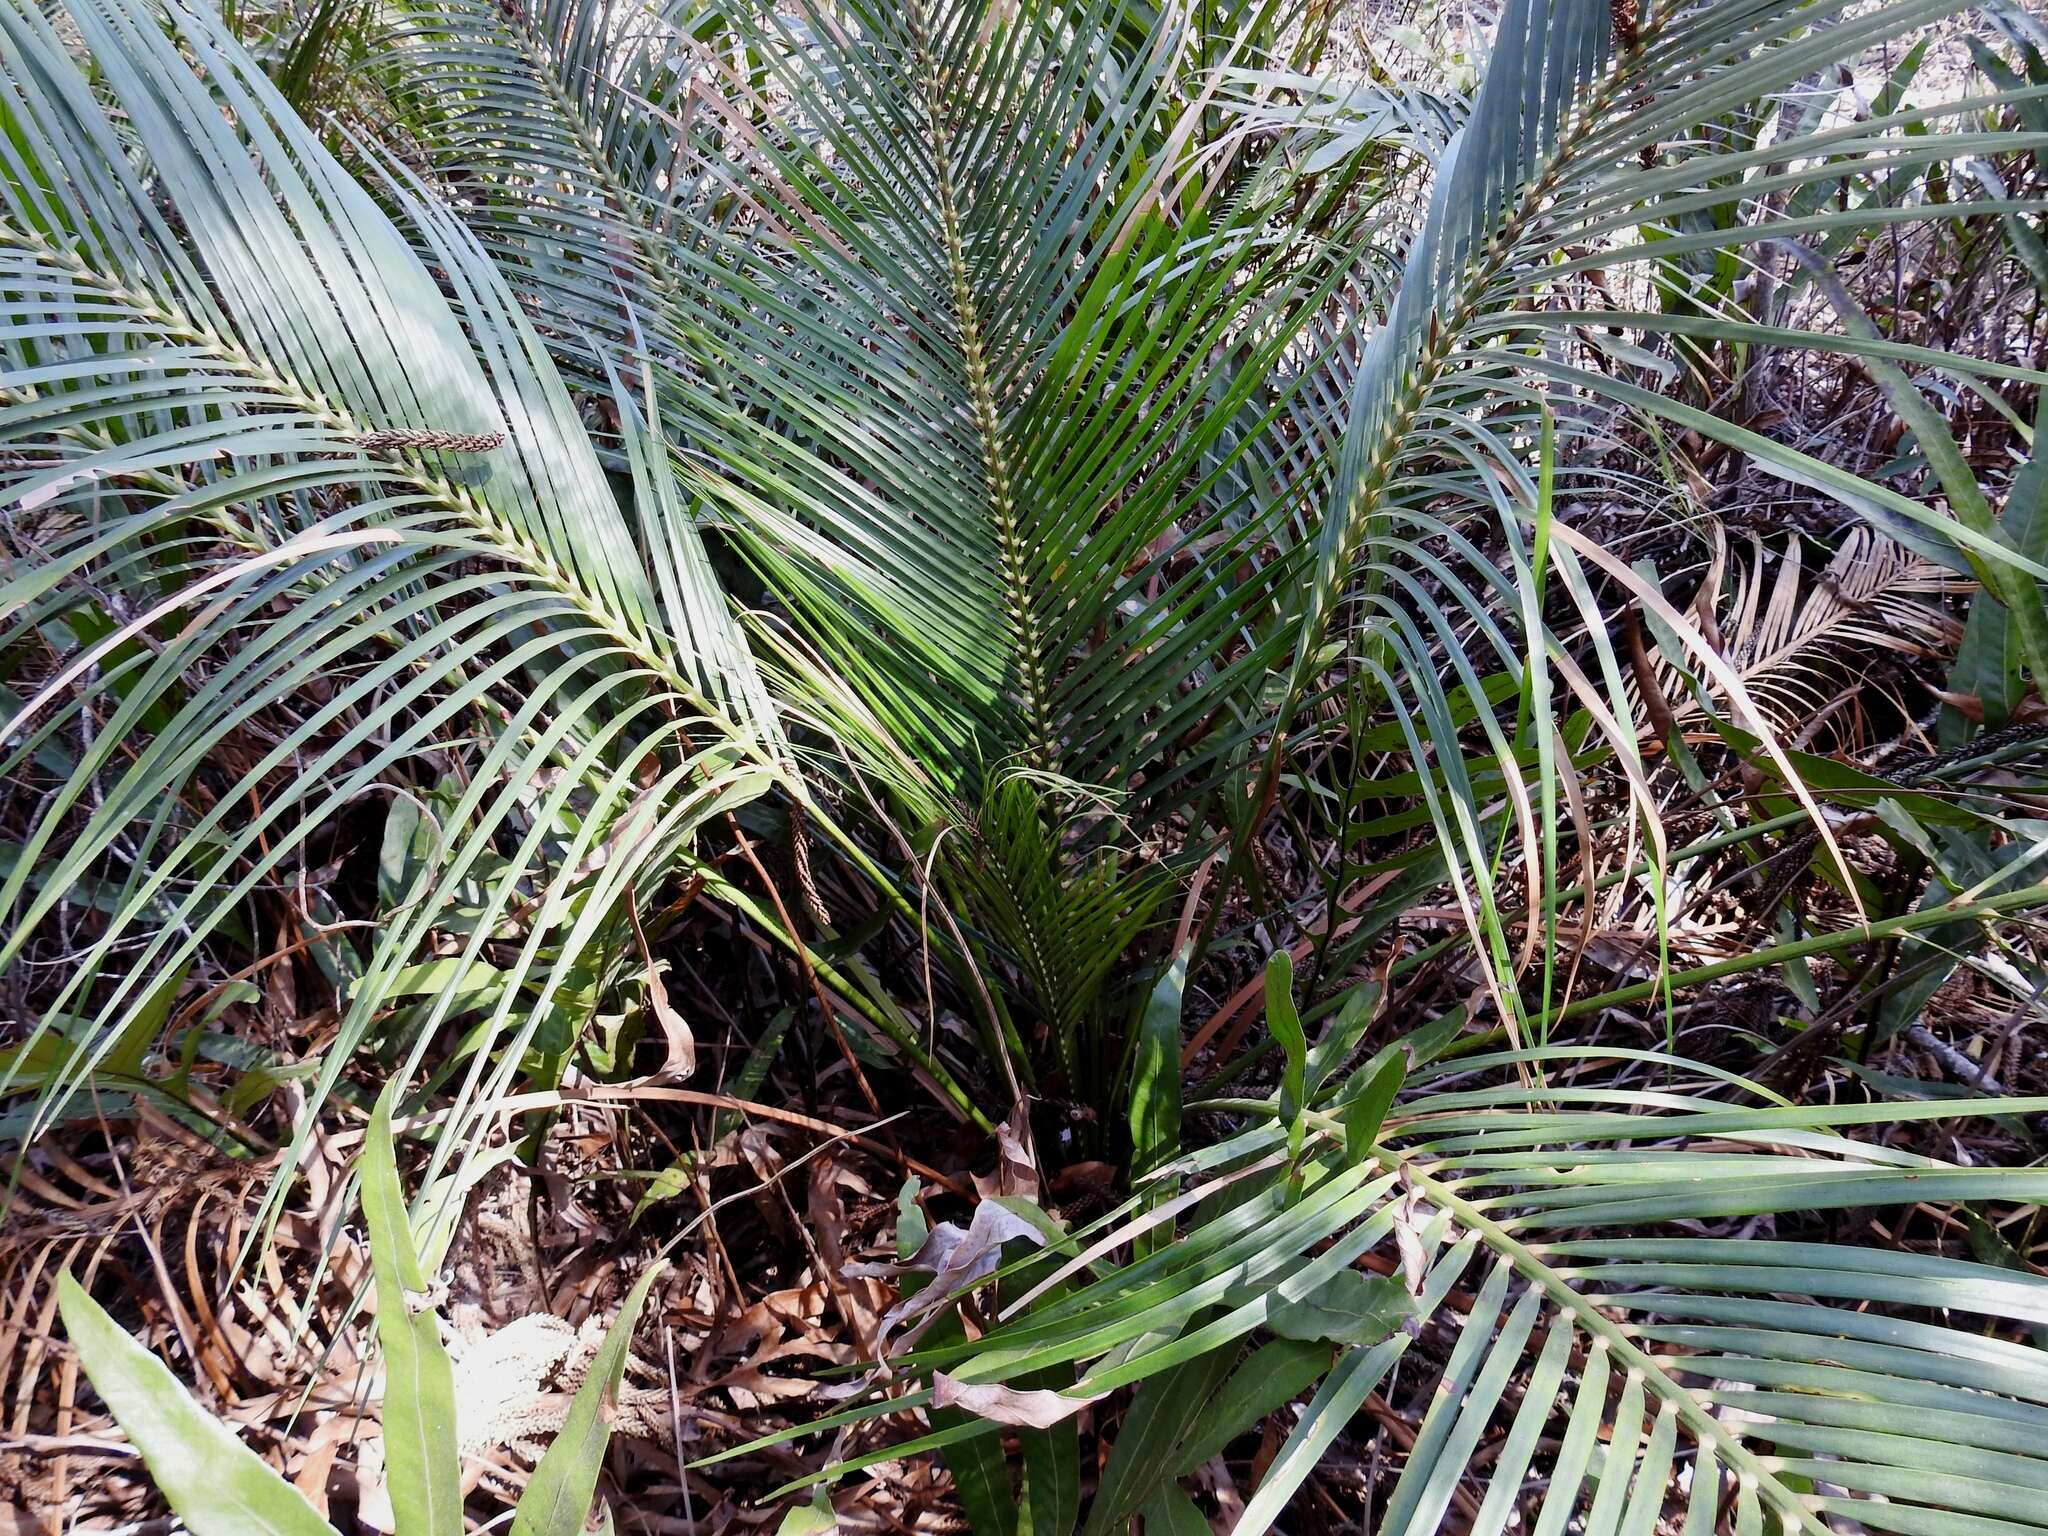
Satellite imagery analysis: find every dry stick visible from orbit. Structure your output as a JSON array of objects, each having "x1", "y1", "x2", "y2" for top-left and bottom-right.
[
  {"x1": 665, "y1": 1325, "x2": 696, "y2": 1530},
  {"x1": 724, "y1": 812, "x2": 883, "y2": 1119},
  {"x1": 1903, "y1": 1024, "x2": 2009, "y2": 1094}
]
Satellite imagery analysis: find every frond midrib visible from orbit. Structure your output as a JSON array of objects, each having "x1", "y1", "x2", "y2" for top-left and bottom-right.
[
  {"x1": 1327, "y1": 19, "x2": 1654, "y2": 629},
  {"x1": 0, "y1": 215, "x2": 747, "y2": 735},
  {"x1": 904, "y1": 0, "x2": 1058, "y2": 776}
]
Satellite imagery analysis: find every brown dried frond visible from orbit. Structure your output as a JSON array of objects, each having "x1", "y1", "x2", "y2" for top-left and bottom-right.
[{"x1": 1629, "y1": 523, "x2": 1966, "y2": 743}]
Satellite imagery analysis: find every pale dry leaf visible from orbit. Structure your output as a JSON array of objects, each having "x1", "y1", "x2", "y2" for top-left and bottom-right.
[
  {"x1": 931, "y1": 1372, "x2": 1108, "y2": 1428},
  {"x1": 644, "y1": 959, "x2": 695, "y2": 1081},
  {"x1": 1391, "y1": 1170, "x2": 1433, "y2": 1336},
  {"x1": 845, "y1": 1200, "x2": 1047, "y2": 1347}
]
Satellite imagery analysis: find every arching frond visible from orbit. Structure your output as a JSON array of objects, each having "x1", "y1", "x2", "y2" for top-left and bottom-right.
[
  {"x1": 0, "y1": 0, "x2": 784, "y2": 1208},
  {"x1": 798, "y1": 1039, "x2": 2048, "y2": 1536},
  {"x1": 1258, "y1": 0, "x2": 2048, "y2": 1035}
]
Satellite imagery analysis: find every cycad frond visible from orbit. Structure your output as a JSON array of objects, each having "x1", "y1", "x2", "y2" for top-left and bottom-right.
[
  {"x1": 1639, "y1": 525, "x2": 1966, "y2": 740},
  {"x1": 0, "y1": 0, "x2": 781, "y2": 1203},
  {"x1": 826, "y1": 1042, "x2": 2048, "y2": 1536},
  {"x1": 365, "y1": 0, "x2": 711, "y2": 390},
  {"x1": 942, "y1": 773, "x2": 1172, "y2": 1095},
  {"x1": 601, "y1": 0, "x2": 1373, "y2": 815},
  {"x1": 1258, "y1": 0, "x2": 2048, "y2": 1034}
]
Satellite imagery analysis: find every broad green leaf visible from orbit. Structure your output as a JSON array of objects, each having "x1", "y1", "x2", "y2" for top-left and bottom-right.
[
  {"x1": 0, "y1": 966, "x2": 186, "y2": 1087},
  {"x1": 1263, "y1": 1269, "x2": 1413, "y2": 1347},
  {"x1": 56, "y1": 1273, "x2": 339, "y2": 1536},
  {"x1": 1012, "y1": 1248, "x2": 1082, "y2": 1536},
  {"x1": 898, "y1": 1177, "x2": 930, "y2": 1259},
  {"x1": 935, "y1": 1408, "x2": 1015, "y2": 1536},
  {"x1": 1137, "y1": 1486, "x2": 1211, "y2": 1536},
  {"x1": 105, "y1": 965, "x2": 188, "y2": 1080},
  {"x1": 774, "y1": 1491, "x2": 839, "y2": 1534},
  {"x1": 1168, "y1": 1339, "x2": 1333, "y2": 1477},
  {"x1": 1305, "y1": 982, "x2": 1380, "y2": 1097},
  {"x1": 1018, "y1": 1415, "x2": 1080, "y2": 1536},
  {"x1": 1131, "y1": 951, "x2": 1187, "y2": 1180},
  {"x1": 1086, "y1": 1343, "x2": 1243, "y2": 1536},
  {"x1": 1952, "y1": 397, "x2": 2048, "y2": 732},
  {"x1": 378, "y1": 794, "x2": 425, "y2": 908},
  {"x1": 359, "y1": 1086, "x2": 461, "y2": 1536},
  {"x1": 510, "y1": 1259, "x2": 669, "y2": 1536},
  {"x1": 1342, "y1": 1051, "x2": 1407, "y2": 1167}
]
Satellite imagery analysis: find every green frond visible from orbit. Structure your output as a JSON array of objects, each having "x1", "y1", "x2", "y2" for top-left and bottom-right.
[
  {"x1": 791, "y1": 1039, "x2": 2048, "y2": 1536},
  {"x1": 0, "y1": 0, "x2": 783, "y2": 1207}
]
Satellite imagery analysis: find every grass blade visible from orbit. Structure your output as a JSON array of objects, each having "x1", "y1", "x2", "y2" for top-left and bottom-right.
[
  {"x1": 510, "y1": 1259, "x2": 669, "y2": 1536},
  {"x1": 360, "y1": 1085, "x2": 463, "y2": 1536}
]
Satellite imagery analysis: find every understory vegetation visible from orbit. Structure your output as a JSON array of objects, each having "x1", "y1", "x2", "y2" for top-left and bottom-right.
[{"x1": 6, "y1": 0, "x2": 2048, "y2": 1529}]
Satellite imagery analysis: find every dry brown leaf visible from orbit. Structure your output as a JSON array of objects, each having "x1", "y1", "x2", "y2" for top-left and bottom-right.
[
  {"x1": 625, "y1": 882, "x2": 694, "y2": 1081},
  {"x1": 931, "y1": 1372, "x2": 1107, "y2": 1428},
  {"x1": 1934, "y1": 689, "x2": 2048, "y2": 726},
  {"x1": 972, "y1": 1104, "x2": 1041, "y2": 1202}
]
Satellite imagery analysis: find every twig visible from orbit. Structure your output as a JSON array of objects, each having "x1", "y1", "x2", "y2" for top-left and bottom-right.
[{"x1": 1903, "y1": 1024, "x2": 2006, "y2": 1095}]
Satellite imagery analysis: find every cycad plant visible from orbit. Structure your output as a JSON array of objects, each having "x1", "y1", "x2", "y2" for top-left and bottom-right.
[
  {"x1": 9, "y1": 0, "x2": 2038, "y2": 1126},
  {"x1": 791, "y1": 979, "x2": 2048, "y2": 1536},
  {"x1": 7, "y1": 0, "x2": 2048, "y2": 1527}
]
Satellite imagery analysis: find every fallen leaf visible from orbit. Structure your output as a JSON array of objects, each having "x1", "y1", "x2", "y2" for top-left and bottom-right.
[
  {"x1": 932, "y1": 1372, "x2": 1107, "y2": 1428},
  {"x1": 1391, "y1": 1169, "x2": 1434, "y2": 1335},
  {"x1": 973, "y1": 1103, "x2": 1041, "y2": 1202},
  {"x1": 845, "y1": 1199, "x2": 1048, "y2": 1347},
  {"x1": 643, "y1": 959, "x2": 694, "y2": 1081},
  {"x1": 625, "y1": 883, "x2": 693, "y2": 1081}
]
